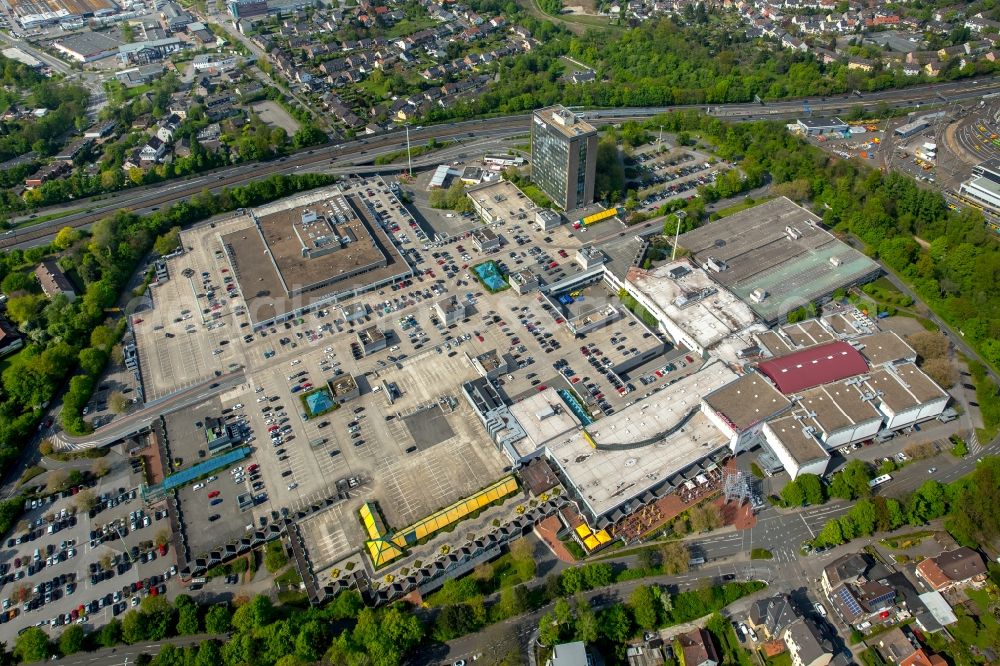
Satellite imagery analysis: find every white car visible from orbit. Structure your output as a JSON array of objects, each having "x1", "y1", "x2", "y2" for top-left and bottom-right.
[
  {"x1": 193, "y1": 483, "x2": 205, "y2": 491},
  {"x1": 230, "y1": 466, "x2": 243, "y2": 475},
  {"x1": 290, "y1": 359, "x2": 301, "y2": 366},
  {"x1": 255, "y1": 387, "x2": 265, "y2": 393},
  {"x1": 814, "y1": 602, "x2": 827, "y2": 618},
  {"x1": 207, "y1": 475, "x2": 218, "y2": 482},
  {"x1": 287, "y1": 483, "x2": 299, "y2": 491},
  {"x1": 257, "y1": 397, "x2": 267, "y2": 402},
  {"x1": 233, "y1": 403, "x2": 243, "y2": 409}
]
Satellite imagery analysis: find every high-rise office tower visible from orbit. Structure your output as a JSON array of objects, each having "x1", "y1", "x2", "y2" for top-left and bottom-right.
[{"x1": 530, "y1": 105, "x2": 598, "y2": 211}]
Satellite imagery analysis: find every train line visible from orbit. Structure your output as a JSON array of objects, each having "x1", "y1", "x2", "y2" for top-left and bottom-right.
[{"x1": 5, "y1": 78, "x2": 1000, "y2": 249}]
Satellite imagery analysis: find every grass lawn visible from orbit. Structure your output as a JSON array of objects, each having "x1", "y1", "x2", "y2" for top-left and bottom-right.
[
  {"x1": 765, "y1": 651, "x2": 793, "y2": 666},
  {"x1": 714, "y1": 196, "x2": 774, "y2": 219},
  {"x1": 384, "y1": 16, "x2": 437, "y2": 38},
  {"x1": 13, "y1": 207, "x2": 83, "y2": 230}
]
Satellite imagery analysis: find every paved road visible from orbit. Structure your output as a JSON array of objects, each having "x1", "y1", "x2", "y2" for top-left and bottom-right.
[
  {"x1": 24, "y1": 634, "x2": 226, "y2": 666},
  {"x1": 6, "y1": 78, "x2": 1000, "y2": 250},
  {"x1": 416, "y1": 559, "x2": 780, "y2": 666},
  {"x1": 50, "y1": 369, "x2": 247, "y2": 451}
]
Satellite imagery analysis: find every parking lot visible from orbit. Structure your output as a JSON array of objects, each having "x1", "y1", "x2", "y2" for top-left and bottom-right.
[
  {"x1": 0, "y1": 463, "x2": 180, "y2": 640},
  {"x1": 629, "y1": 143, "x2": 732, "y2": 212},
  {"x1": 84, "y1": 172, "x2": 727, "y2": 588},
  {"x1": 132, "y1": 212, "x2": 252, "y2": 401}
]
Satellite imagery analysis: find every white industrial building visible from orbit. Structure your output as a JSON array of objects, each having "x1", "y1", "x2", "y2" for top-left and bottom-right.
[
  {"x1": 865, "y1": 363, "x2": 949, "y2": 430},
  {"x1": 701, "y1": 373, "x2": 792, "y2": 453},
  {"x1": 958, "y1": 158, "x2": 1000, "y2": 213},
  {"x1": 620, "y1": 261, "x2": 757, "y2": 358},
  {"x1": 762, "y1": 415, "x2": 832, "y2": 479}
]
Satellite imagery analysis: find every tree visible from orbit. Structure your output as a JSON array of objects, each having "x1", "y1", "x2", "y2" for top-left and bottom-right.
[
  {"x1": 907, "y1": 331, "x2": 949, "y2": 361},
  {"x1": 96, "y1": 618, "x2": 122, "y2": 647},
  {"x1": 922, "y1": 357, "x2": 958, "y2": 388},
  {"x1": 628, "y1": 585, "x2": 659, "y2": 630},
  {"x1": 53, "y1": 227, "x2": 82, "y2": 250},
  {"x1": 264, "y1": 540, "x2": 289, "y2": 573},
  {"x1": 76, "y1": 489, "x2": 97, "y2": 512},
  {"x1": 781, "y1": 480, "x2": 806, "y2": 507},
  {"x1": 658, "y1": 541, "x2": 690, "y2": 575},
  {"x1": 495, "y1": 584, "x2": 528, "y2": 620},
  {"x1": 154, "y1": 529, "x2": 170, "y2": 547},
  {"x1": 829, "y1": 460, "x2": 873, "y2": 501},
  {"x1": 598, "y1": 605, "x2": 633, "y2": 644},
  {"x1": 294, "y1": 620, "x2": 328, "y2": 662},
  {"x1": 108, "y1": 391, "x2": 128, "y2": 414},
  {"x1": 5, "y1": 293, "x2": 46, "y2": 324},
  {"x1": 15, "y1": 627, "x2": 51, "y2": 662},
  {"x1": 574, "y1": 599, "x2": 599, "y2": 643},
  {"x1": 204, "y1": 605, "x2": 232, "y2": 634},
  {"x1": 231, "y1": 594, "x2": 274, "y2": 632},
  {"x1": 59, "y1": 624, "x2": 85, "y2": 655},
  {"x1": 817, "y1": 519, "x2": 844, "y2": 546},
  {"x1": 176, "y1": 602, "x2": 199, "y2": 635},
  {"x1": 689, "y1": 503, "x2": 723, "y2": 532},
  {"x1": 153, "y1": 226, "x2": 182, "y2": 256},
  {"x1": 539, "y1": 612, "x2": 560, "y2": 646},
  {"x1": 195, "y1": 641, "x2": 222, "y2": 666},
  {"x1": 798, "y1": 474, "x2": 825, "y2": 505}
]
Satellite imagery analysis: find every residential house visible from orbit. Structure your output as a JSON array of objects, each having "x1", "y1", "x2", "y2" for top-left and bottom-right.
[
  {"x1": 822, "y1": 553, "x2": 897, "y2": 625},
  {"x1": 747, "y1": 594, "x2": 799, "y2": 640},
  {"x1": 140, "y1": 136, "x2": 167, "y2": 162},
  {"x1": 966, "y1": 14, "x2": 1000, "y2": 33},
  {"x1": 156, "y1": 114, "x2": 182, "y2": 143},
  {"x1": 677, "y1": 628, "x2": 719, "y2": 666},
  {"x1": 0, "y1": 318, "x2": 23, "y2": 359},
  {"x1": 782, "y1": 619, "x2": 833, "y2": 666},
  {"x1": 24, "y1": 162, "x2": 69, "y2": 188},
  {"x1": 914, "y1": 548, "x2": 987, "y2": 592},
  {"x1": 876, "y1": 627, "x2": 919, "y2": 664},
  {"x1": 847, "y1": 57, "x2": 875, "y2": 71},
  {"x1": 34, "y1": 259, "x2": 77, "y2": 301},
  {"x1": 545, "y1": 641, "x2": 592, "y2": 666}
]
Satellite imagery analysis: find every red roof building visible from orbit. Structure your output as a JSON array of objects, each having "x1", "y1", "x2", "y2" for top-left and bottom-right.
[{"x1": 757, "y1": 341, "x2": 869, "y2": 394}]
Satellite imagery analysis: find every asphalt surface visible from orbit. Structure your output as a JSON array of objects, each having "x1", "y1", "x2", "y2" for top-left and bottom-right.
[{"x1": 51, "y1": 369, "x2": 247, "y2": 450}]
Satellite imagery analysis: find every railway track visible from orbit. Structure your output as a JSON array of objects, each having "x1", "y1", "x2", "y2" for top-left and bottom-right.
[{"x1": 6, "y1": 78, "x2": 1000, "y2": 249}]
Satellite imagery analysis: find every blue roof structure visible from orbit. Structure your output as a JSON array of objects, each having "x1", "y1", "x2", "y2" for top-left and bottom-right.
[{"x1": 142, "y1": 446, "x2": 252, "y2": 500}]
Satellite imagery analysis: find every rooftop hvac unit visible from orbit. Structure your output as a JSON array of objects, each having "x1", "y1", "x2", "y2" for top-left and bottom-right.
[
  {"x1": 829, "y1": 256, "x2": 843, "y2": 267},
  {"x1": 301, "y1": 210, "x2": 317, "y2": 224},
  {"x1": 750, "y1": 288, "x2": 768, "y2": 303},
  {"x1": 705, "y1": 256, "x2": 728, "y2": 273},
  {"x1": 785, "y1": 226, "x2": 802, "y2": 240}
]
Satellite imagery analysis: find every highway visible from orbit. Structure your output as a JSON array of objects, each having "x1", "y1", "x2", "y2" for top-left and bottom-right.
[{"x1": 6, "y1": 77, "x2": 1000, "y2": 250}]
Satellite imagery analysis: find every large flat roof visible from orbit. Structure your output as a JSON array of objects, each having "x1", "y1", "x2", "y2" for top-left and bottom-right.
[
  {"x1": 52, "y1": 30, "x2": 120, "y2": 55},
  {"x1": 677, "y1": 197, "x2": 881, "y2": 323},
  {"x1": 222, "y1": 187, "x2": 410, "y2": 326},
  {"x1": 765, "y1": 414, "x2": 831, "y2": 465},
  {"x1": 626, "y1": 261, "x2": 756, "y2": 351},
  {"x1": 856, "y1": 332, "x2": 916, "y2": 367},
  {"x1": 548, "y1": 361, "x2": 737, "y2": 520},
  {"x1": 781, "y1": 320, "x2": 834, "y2": 348},
  {"x1": 757, "y1": 341, "x2": 869, "y2": 394},
  {"x1": 508, "y1": 388, "x2": 580, "y2": 457},
  {"x1": 796, "y1": 381, "x2": 882, "y2": 435},
  {"x1": 703, "y1": 372, "x2": 791, "y2": 432},
  {"x1": 865, "y1": 363, "x2": 946, "y2": 413},
  {"x1": 533, "y1": 105, "x2": 597, "y2": 140}
]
